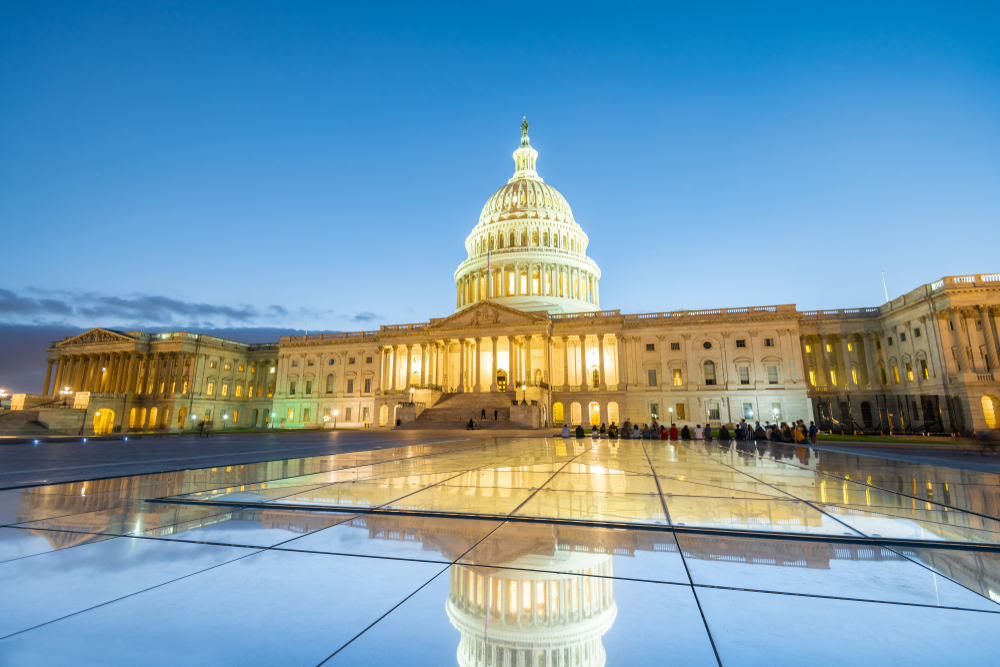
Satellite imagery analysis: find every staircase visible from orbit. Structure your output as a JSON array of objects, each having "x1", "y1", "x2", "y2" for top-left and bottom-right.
[
  {"x1": 0, "y1": 410, "x2": 50, "y2": 435},
  {"x1": 398, "y1": 391, "x2": 529, "y2": 430}
]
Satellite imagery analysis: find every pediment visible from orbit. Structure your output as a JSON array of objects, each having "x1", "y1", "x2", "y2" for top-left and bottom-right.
[
  {"x1": 428, "y1": 302, "x2": 550, "y2": 330},
  {"x1": 59, "y1": 328, "x2": 135, "y2": 347}
]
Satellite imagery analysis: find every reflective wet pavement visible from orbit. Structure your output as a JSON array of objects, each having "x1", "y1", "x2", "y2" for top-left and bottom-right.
[{"x1": 2, "y1": 436, "x2": 999, "y2": 665}]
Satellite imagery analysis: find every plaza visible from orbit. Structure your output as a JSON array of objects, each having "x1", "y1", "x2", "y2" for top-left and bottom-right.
[{"x1": 1, "y1": 430, "x2": 999, "y2": 665}]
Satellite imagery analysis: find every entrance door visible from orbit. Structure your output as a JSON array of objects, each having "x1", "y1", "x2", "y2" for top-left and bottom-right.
[{"x1": 496, "y1": 370, "x2": 507, "y2": 392}]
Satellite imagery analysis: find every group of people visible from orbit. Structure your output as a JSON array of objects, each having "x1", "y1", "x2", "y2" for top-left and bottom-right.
[{"x1": 560, "y1": 418, "x2": 819, "y2": 444}]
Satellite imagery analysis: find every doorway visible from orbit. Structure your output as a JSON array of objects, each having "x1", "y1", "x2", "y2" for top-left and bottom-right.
[
  {"x1": 93, "y1": 409, "x2": 115, "y2": 435},
  {"x1": 496, "y1": 369, "x2": 508, "y2": 392}
]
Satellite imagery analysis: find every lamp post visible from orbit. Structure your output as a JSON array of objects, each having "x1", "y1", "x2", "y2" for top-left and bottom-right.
[
  {"x1": 520, "y1": 384, "x2": 527, "y2": 405},
  {"x1": 191, "y1": 414, "x2": 198, "y2": 433},
  {"x1": 222, "y1": 413, "x2": 228, "y2": 431},
  {"x1": 323, "y1": 414, "x2": 330, "y2": 429},
  {"x1": 333, "y1": 409, "x2": 338, "y2": 429}
]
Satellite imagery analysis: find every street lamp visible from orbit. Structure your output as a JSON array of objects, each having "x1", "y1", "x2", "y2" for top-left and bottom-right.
[
  {"x1": 323, "y1": 414, "x2": 330, "y2": 429},
  {"x1": 191, "y1": 414, "x2": 198, "y2": 432},
  {"x1": 409, "y1": 387, "x2": 415, "y2": 403},
  {"x1": 333, "y1": 409, "x2": 338, "y2": 429},
  {"x1": 222, "y1": 413, "x2": 228, "y2": 430}
]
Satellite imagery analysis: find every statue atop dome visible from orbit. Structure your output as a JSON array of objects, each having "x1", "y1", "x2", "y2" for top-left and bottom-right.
[{"x1": 520, "y1": 117, "x2": 530, "y2": 146}]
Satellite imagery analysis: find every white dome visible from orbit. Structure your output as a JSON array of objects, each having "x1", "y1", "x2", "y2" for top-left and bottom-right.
[{"x1": 454, "y1": 120, "x2": 602, "y2": 315}]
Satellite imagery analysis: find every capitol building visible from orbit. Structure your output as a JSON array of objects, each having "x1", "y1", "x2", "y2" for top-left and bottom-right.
[{"x1": 13, "y1": 121, "x2": 1000, "y2": 436}]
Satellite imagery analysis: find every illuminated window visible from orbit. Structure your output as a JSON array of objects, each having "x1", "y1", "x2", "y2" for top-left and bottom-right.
[
  {"x1": 520, "y1": 273, "x2": 527, "y2": 294},
  {"x1": 738, "y1": 367, "x2": 750, "y2": 385},
  {"x1": 809, "y1": 370, "x2": 816, "y2": 385},
  {"x1": 892, "y1": 366, "x2": 900, "y2": 383},
  {"x1": 159, "y1": 382, "x2": 165, "y2": 393},
  {"x1": 771, "y1": 402, "x2": 783, "y2": 420},
  {"x1": 707, "y1": 403, "x2": 719, "y2": 421},
  {"x1": 906, "y1": 363, "x2": 914, "y2": 382},
  {"x1": 847, "y1": 343, "x2": 853, "y2": 352},
  {"x1": 671, "y1": 342, "x2": 680, "y2": 351},
  {"x1": 182, "y1": 381, "x2": 188, "y2": 394},
  {"x1": 767, "y1": 366, "x2": 778, "y2": 384},
  {"x1": 645, "y1": 343, "x2": 655, "y2": 352},
  {"x1": 920, "y1": 359, "x2": 929, "y2": 379},
  {"x1": 224, "y1": 363, "x2": 231, "y2": 370},
  {"x1": 221, "y1": 383, "x2": 229, "y2": 397},
  {"x1": 851, "y1": 369, "x2": 858, "y2": 384},
  {"x1": 210, "y1": 362, "x2": 218, "y2": 369},
  {"x1": 826, "y1": 344, "x2": 832, "y2": 353},
  {"x1": 830, "y1": 370, "x2": 837, "y2": 386},
  {"x1": 675, "y1": 403, "x2": 686, "y2": 420},
  {"x1": 287, "y1": 408, "x2": 294, "y2": 420},
  {"x1": 233, "y1": 410, "x2": 239, "y2": 423},
  {"x1": 743, "y1": 402, "x2": 754, "y2": 419},
  {"x1": 650, "y1": 403, "x2": 659, "y2": 420},
  {"x1": 805, "y1": 344, "x2": 812, "y2": 353},
  {"x1": 362, "y1": 406, "x2": 370, "y2": 422},
  {"x1": 269, "y1": 367, "x2": 275, "y2": 374},
  {"x1": 238, "y1": 365, "x2": 244, "y2": 372},
  {"x1": 736, "y1": 339, "x2": 746, "y2": 348},
  {"x1": 235, "y1": 384, "x2": 243, "y2": 397},
  {"x1": 673, "y1": 369, "x2": 683, "y2": 386},
  {"x1": 248, "y1": 385, "x2": 253, "y2": 398},
  {"x1": 206, "y1": 382, "x2": 215, "y2": 396}
]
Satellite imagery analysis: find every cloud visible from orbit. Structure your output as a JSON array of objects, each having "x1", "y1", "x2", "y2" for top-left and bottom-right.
[
  {"x1": 0, "y1": 287, "x2": 327, "y2": 330},
  {"x1": 350, "y1": 311, "x2": 382, "y2": 322}
]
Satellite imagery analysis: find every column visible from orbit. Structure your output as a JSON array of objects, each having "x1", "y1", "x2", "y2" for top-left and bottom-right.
[
  {"x1": 404, "y1": 345, "x2": 412, "y2": 391},
  {"x1": 390, "y1": 347, "x2": 398, "y2": 391},
  {"x1": 949, "y1": 309, "x2": 969, "y2": 372},
  {"x1": 124, "y1": 352, "x2": 138, "y2": 393},
  {"x1": 109, "y1": 353, "x2": 123, "y2": 393},
  {"x1": 42, "y1": 359, "x2": 54, "y2": 395},
  {"x1": 176, "y1": 353, "x2": 187, "y2": 394},
  {"x1": 474, "y1": 338, "x2": 481, "y2": 392},
  {"x1": 800, "y1": 336, "x2": 814, "y2": 387},
  {"x1": 458, "y1": 340, "x2": 466, "y2": 392},
  {"x1": 819, "y1": 335, "x2": 833, "y2": 389},
  {"x1": 616, "y1": 336, "x2": 626, "y2": 388},
  {"x1": 76, "y1": 356, "x2": 89, "y2": 392},
  {"x1": 525, "y1": 335, "x2": 534, "y2": 386},
  {"x1": 579, "y1": 336, "x2": 588, "y2": 391},
  {"x1": 50, "y1": 357, "x2": 64, "y2": 396},
  {"x1": 979, "y1": 305, "x2": 1000, "y2": 372},
  {"x1": 562, "y1": 336, "x2": 569, "y2": 388},
  {"x1": 137, "y1": 353, "x2": 149, "y2": 395},
  {"x1": 507, "y1": 336, "x2": 515, "y2": 390},
  {"x1": 598, "y1": 334, "x2": 607, "y2": 390},
  {"x1": 862, "y1": 333, "x2": 878, "y2": 386},
  {"x1": 420, "y1": 344, "x2": 427, "y2": 386},
  {"x1": 543, "y1": 334, "x2": 551, "y2": 387},
  {"x1": 841, "y1": 335, "x2": 857, "y2": 389},
  {"x1": 490, "y1": 337, "x2": 498, "y2": 391}
]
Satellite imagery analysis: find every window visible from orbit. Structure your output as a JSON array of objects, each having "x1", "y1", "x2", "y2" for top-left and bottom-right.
[
  {"x1": 307, "y1": 359, "x2": 314, "y2": 366},
  {"x1": 235, "y1": 384, "x2": 243, "y2": 397},
  {"x1": 366, "y1": 357, "x2": 373, "y2": 364},
  {"x1": 707, "y1": 403, "x2": 719, "y2": 421},
  {"x1": 291, "y1": 360, "x2": 298, "y2": 367},
  {"x1": 826, "y1": 344, "x2": 832, "y2": 352},
  {"x1": 887, "y1": 337, "x2": 893, "y2": 346},
  {"x1": 771, "y1": 402, "x2": 783, "y2": 420},
  {"x1": 650, "y1": 403, "x2": 659, "y2": 420},
  {"x1": 270, "y1": 367, "x2": 275, "y2": 374},
  {"x1": 879, "y1": 367, "x2": 887, "y2": 385},
  {"x1": 645, "y1": 343, "x2": 655, "y2": 352},
  {"x1": 906, "y1": 363, "x2": 914, "y2": 382},
  {"x1": 673, "y1": 369, "x2": 683, "y2": 386},
  {"x1": 876, "y1": 340, "x2": 881, "y2": 350},
  {"x1": 809, "y1": 370, "x2": 816, "y2": 385},
  {"x1": 303, "y1": 407, "x2": 310, "y2": 423},
  {"x1": 182, "y1": 381, "x2": 188, "y2": 394},
  {"x1": 210, "y1": 362, "x2": 218, "y2": 369},
  {"x1": 224, "y1": 363, "x2": 231, "y2": 370},
  {"x1": 670, "y1": 342, "x2": 680, "y2": 351},
  {"x1": 703, "y1": 341, "x2": 712, "y2": 350},
  {"x1": 743, "y1": 402, "x2": 754, "y2": 419},
  {"x1": 349, "y1": 358, "x2": 356, "y2": 365},
  {"x1": 289, "y1": 381, "x2": 296, "y2": 395},
  {"x1": 345, "y1": 407, "x2": 353, "y2": 421},
  {"x1": 647, "y1": 369, "x2": 657, "y2": 387},
  {"x1": 238, "y1": 365, "x2": 244, "y2": 372},
  {"x1": 852, "y1": 368, "x2": 858, "y2": 384},
  {"x1": 305, "y1": 380, "x2": 312, "y2": 395},
  {"x1": 738, "y1": 367, "x2": 750, "y2": 385},
  {"x1": 326, "y1": 375, "x2": 334, "y2": 393},
  {"x1": 362, "y1": 406, "x2": 371, "y2": 422},
  {"x1": 364, "y1": 378, "x2": 372, "y2": 393},
  {"x1": 892, "y1": 366, "x2": 900, "y2": 383},
  {"x1": 767, "y1": 366, "x2": 778, "y2": 384},
  {"x1": 247, "y1": 385, "x2": 253, "y2": 398},
  {"x1": 233, "y1": 410, "x2": 239, "y2": 423},
  {"x1": 914, "y1": 327, "x2": 921, "y2": 338},
  {"x1": 675, "y1": 403, "x2": 686, "y2": 420},
  {"x1": 206, "y1": 382, "x2": 215, "y2": 396},
  {"x1": 703, "y1": 361, "x2": 716, "y2": 385},
  {"x1": 847, "y1": 343, "x2": 853, "y2": 352},
  {"x1": 736, "y1": 339, "x2": 746, "y2": 348},
  {"x1": 900, "y1": 333, "x2": 907, "y2": 343},
  {"x1": 328, "y1": 359, "x2": 335, "y2": 365},
  {"x1": 830, "y1": 370, "x2": 837, "y2": 386},
  {"x1": 287, "y1": 408, "x2": 294, "y2": 421},
  {"x1": 764, "y1": 338, "x2": 774, "y2": 347},
  {"x1": 347, "y1": 379, "x2": 355, "y2": 393},
  {"x1": 805, "y1": 344, "x2": 812, "y2": 353},
  {"x1": 920, "y1": 359, "x2": 929, "y2": 379}
]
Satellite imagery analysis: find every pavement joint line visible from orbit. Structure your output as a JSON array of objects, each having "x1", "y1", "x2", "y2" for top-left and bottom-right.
[
  {"x1": 639, "y1": 440, "x2": 722, "y2": 667},
  {"x1": 0, "y1": 436, "x2": 477, "y2": 490}
]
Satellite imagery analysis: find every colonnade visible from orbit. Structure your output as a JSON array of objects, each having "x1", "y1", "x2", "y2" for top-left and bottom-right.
[
  {"x1": 378, "y1": 334, "x2": 619, "y2": 395},
  {"x1": 456, "y1": 262, "x2": 599, "y2": 308},
  {"x1": 43, "y1": 350, "x2": 276, "y2": 399}
]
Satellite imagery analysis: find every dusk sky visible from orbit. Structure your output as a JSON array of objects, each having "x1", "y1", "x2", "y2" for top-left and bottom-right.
[{"x1": 2, "y1": 2, "x2": 999, "y2": 392}]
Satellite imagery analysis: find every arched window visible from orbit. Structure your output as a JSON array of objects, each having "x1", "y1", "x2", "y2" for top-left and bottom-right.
[
  {"x1": 532, "y1": 230, "x2": 538, "y2": 246},
  {"x1": 489, "y1": 236, "x2": 495, "y2": 250},
  {"x1": 325, "y1": 374, "x2": 334, "y2": 393},
  {"x1": 553, "y1": 234, "x2": 559, "y2": 248},
  {"x1": 703, "y1": 361, "x2": 716, "y2": 386},
  {"x1": 509, "y1": 231, "x2": 516, "y2": 247},
  {"x1": 520, "y1": 230, "x2": 527, "y2": 246},
  {"x1": 543, "y1": 231, "x2": 549, "y2": 246},
  {"x1": 497, "y1": 235, "x2": 504, "y2": 249}
]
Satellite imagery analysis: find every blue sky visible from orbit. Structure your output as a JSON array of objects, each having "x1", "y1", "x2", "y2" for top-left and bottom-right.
[{"x1": 1, "y1": 2, "x2": 999, "y2": 389}]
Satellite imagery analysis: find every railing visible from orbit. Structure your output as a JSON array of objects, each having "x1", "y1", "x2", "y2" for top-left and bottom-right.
[
  {"x1": 977, "y1": 373, "x2": 995, "y2": 382},
  {"x1": 380, "y1": 323, "x2": 428, "y2": 332},
  {"x1": 281, "y1": 331, "x2": 378, "y2": 343},
  {"x1": 800, "y1": 307, "x2": 880, "y2": 320},
  {"x1": 550, "y1": 310, "x2": 621, "y2": 321},
  {"x1": 624, "y1": 305, "x2": 794, "y2": 322}
]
